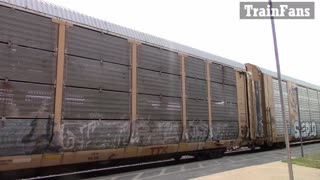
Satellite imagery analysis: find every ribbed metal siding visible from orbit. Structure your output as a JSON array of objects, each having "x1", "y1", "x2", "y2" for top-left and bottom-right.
[
  {"x1": 0, "y1": 5, "x2": 57, "y2": 51},
  {"x1": 67, "y1": 25, "x2": 130, "y2": 65},
  {"x1": 273, "y1": 79, "x2": 290, "y2": 136},
  {"x1": 0, "y1": 0, "x2": 246, "y2": 70},
  {"x1": 224, "y1": 85, "x2": 237, "y2": 103},
  {"x1": 0, "y1": 43, "x2": 56, "y2": 84},
  {"x1": 62, "y1": 120, "x2": 130, "y2": 151},
  {"x1": 185, "y1": 57, "x2": 206, "y2": 80},
  {"x1": 318, "y1": 91, "x2": 320, "y2": 136},
  {"x1": 210, "y1": 63, "x2": 223, "y2": 83},
  {"x1": 62, "y1": 87, "x2": 130, "y2": 120},
  {"x1": 64, "y1": 55, "x2": 130, "y2": 92},
  {"x1": 137, "y1": 94, "x2": 181, "y2": 120},
  {"x1": 0, "y1": 119, "x2": 52, "y2": 156},
  {"x1": 307, "y1": 89, "x2": 320, "y2": 137},
  {"x1": 186, "y1": 99, "x2": 208, "y2": 121},
  {"x1": 0, "y1": 81, "x2": 54, "y2": 118},
  {"x1": 210, "y1": 63, "x2": 238, "y2": 140},
  {"x1": 137, "y1": 44, "x2": 180, "y2": 75},
  {"x1": 308, "y1": 89, "x2": 319, "y2": 122},
  {"x1": 186, "y1": 78, "x2": 207, "y2": 100},
  {"x1": 137, "y1": 69, "x2": 181, "y2": 97},
  {"x1": 135, "y1": 44, "x2": 182, "y2": 146},
  {"x1": 223, "y1": 67, "x2": 236, "y2": 85},
  {"x1": 186, "y1": 98, "x2": 208, "y2": 142},
  {"x1": 211, "y1": 82, "x2": 224, "y2": 102},
  {"x1": 298, "y1": 86, "x2": 311, "y2": 122}
]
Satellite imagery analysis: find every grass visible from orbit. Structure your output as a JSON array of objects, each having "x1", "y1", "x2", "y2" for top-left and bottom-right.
[{"x1": 282, "y1": 153, "x2": 320, "y2": 169}]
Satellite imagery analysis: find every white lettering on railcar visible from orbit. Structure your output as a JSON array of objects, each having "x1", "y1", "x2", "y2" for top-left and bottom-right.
[{"x1": 294, "y1": 121, "x2": 317, "y2": 138}]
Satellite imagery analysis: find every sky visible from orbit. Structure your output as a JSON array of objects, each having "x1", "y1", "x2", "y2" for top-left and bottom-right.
[{"x1": 45, "y1": 0, "x2": 320, "y2": 86}]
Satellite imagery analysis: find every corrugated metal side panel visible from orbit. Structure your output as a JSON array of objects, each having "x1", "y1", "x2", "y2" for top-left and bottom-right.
[
  {"x1": 298, "y1": 86, "x2": 311, "y2": 122},
  {"x1": 61, "y1": 120, "x2": 130, "y2": 151},
  {"x1": 210, "y1": 63, "x2": 223, "y2": 83},
  {"x1": 307, "y1": 89, "x2": 320, "y2": 138},
  {"x1": 0, "y1": 0, "x2": 246, "y2": 70},
  {"x1": 186, "y1": 78, "x2": 207, "y2": 100},
  {"x1": 137, "y1": 94, "x2": 181, "y2": 120},
  {"x1": 224, "y1": 103, "x2": 238, "y2": 122},
  {"x1": 187, "y1": 120, "x2": 208, "y2": 142},
  {"x1": 210, "y1": 66, "x2": 239, "y2": 140},
  {"x1": 185, "y1": 57, "x2": 206, "y2": 80},
  {"x1": 212, "y1": 102, "x2": 225, "y2": 121},
  {"x1": 211, "y1": 82, "x2": 224, "y2": 102},
  {"x1": 212, "y1": 121, "x2": 239, "y2": 140},
  {"x1": 308, "y1": 89, "x2": 320, "y2": 121},
  {"x1": 137, "y1": 44, "x2": 180, "y2": 75},
  {"x1": 137, "y1": 69, "x2": 181, "y2": 97},
  {"x1": 186, "y1": 99, "x2": 208, "y2": 121},
  {"x1": 273, "y1": 79, "x2": 290, "y2": 136},
  {"x1": 0, "y1": 5, "x2": 57, "y2": 51},
  {"x1": 0, "y1": 119, "x2": 52, "y2": 156},
  {"x1": 211, "y1": 83, "x2": 238, "y2": 121},
  {"x1": 223, "y1": 67, "x2": 236, "y2": 85},
  {"x1": 64, "y1": 55, "x2": 130, "y2": 92},
  {"x1": 224, "y1": 85, "x2": 237, "y2": 103},
  {"x1": 261, "y1": 67, "x2": 320, "y2": 91},
  {"x1": 0, "y1": 43, "x2": 56, "y2": 84},
  {"x1": 132, "y1": 120, "x2": 182, "y2": 146},
  {"x1": 67, "y1": 25, "x2": 130, "y2": 65},
  {"x1": 318, "y1": 91, "x2": 320, "y2": 136},
  {"x1": 0, "y1": 81, "x2": 54, "y2": 118},
  {"x1": 62, "y1": 87, "x2": 130, "y2": 120}
]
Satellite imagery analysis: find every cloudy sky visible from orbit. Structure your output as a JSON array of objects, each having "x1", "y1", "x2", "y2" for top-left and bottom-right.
[{"x1": 45, "y1": 0, "x2": 320, "y2": 86}]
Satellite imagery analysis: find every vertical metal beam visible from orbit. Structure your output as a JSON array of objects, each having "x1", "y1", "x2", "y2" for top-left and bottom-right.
[
  {"x1": 53, "y1": 19, "x2": 67, "y2": 134},
  {"x1": 268, "y1": 1, "x2": 294, "y2": 179},
  {"x1": 206, "y1": 61, "x2": 213, "y2": 139},
  {"x1": 179, "y1": 54, "x2": 188, "y2": 141},
  {"x1": 128, "y1": 39, "x2": 140, "y2": 144},
  {"x1": 130, "y1": 42, "x2": 137, "y2": 121}
]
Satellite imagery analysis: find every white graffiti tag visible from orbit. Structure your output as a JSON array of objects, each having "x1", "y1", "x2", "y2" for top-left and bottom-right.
[{"x1": 294, "y1": 121, "x2": 317, "y2": 138}]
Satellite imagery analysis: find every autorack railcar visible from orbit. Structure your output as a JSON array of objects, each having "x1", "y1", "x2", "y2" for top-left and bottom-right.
[{"x1": 0, "y1": 0, "x2": 319, "y2": 172}]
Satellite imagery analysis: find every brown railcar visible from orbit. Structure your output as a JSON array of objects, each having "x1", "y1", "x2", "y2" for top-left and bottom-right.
[{"x1": 0, "y1": 0, "x2": 319, "y2": 172}]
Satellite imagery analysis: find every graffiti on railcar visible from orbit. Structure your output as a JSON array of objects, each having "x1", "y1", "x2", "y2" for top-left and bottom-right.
[
  {"x1": 62, "y1": 120, "x2": 130, "y2": 151},
  {"x1": 294, "y1": 121, "x2": 317, "y2": 138},
  {"x1": 187, "y1": 120, "x2": 208, "y2": 142},
  {"x1": 132, "y1": 120, "x2": 181, "y2": 146}
]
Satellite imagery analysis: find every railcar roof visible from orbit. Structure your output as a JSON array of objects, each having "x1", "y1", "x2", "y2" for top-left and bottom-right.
[
  {"x1": 260, "y1": 67, "x2": 320, "y2": 91},
  {"x1": 0, "y1": 0, "x2": 246, "y2": 70}
]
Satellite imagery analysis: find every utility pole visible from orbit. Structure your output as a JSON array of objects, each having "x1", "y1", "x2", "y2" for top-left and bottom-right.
[
  {"x1": 268, "y1": 0, "x2": 294, "y2": 180},
  {"x1": 294, "y1": 87, "x2": 304, "y2": 157}
]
